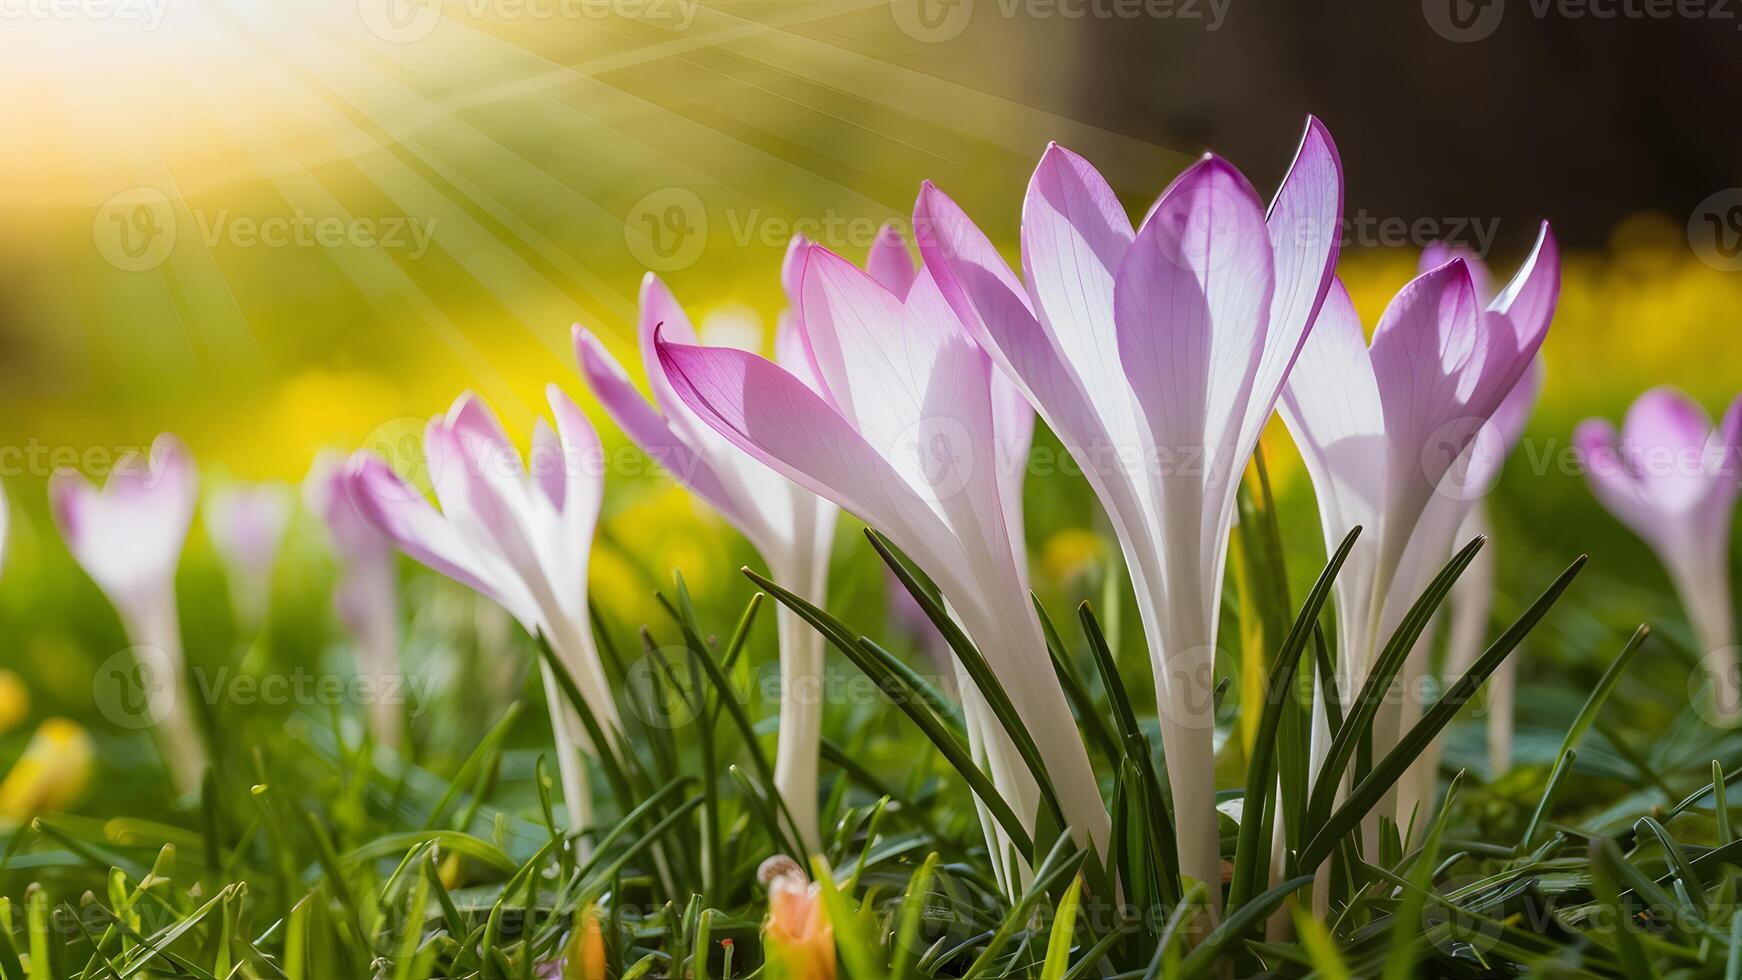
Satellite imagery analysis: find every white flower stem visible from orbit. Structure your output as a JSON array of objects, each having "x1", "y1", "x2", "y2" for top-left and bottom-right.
[
  {"x1": 124, "y1": 584, "x2": 205, "y2": 798},
  {"x1": 773, "y1": 592, "x2": 827, "y2": 858}
]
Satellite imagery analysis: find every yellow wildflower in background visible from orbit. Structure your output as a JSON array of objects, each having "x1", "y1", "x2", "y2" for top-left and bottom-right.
[
  {"x1": 1040, "y1": 528, "x2": 1107, "y2": 589},
  {"x1": 0, "y1": 719, "x2": 94, "y2": 822},
  {"x1": 0, "y1": 672, "x2": 29, "y2": 736}
]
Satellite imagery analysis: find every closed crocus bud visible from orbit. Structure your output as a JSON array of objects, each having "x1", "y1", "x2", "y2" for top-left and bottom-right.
[
  {"x1": 206, "y1": 482, "x2": 294, "y2": 634},
  {"x1": 0, "y1": 719, "x2": 95, "y2": 822},
  {"x1": 346, "y1": 388, "x2": 619, "y2": 837},
  {"x1": 49, "y1": 434, "x2": 204, "y2": 794},
  {"x1": 1578, "y1": 388, "x2": 1742, "y2": 723},
  {"x1": 304, "y1": 452, "x2": 403, "y2": 749},
  {"x1": 764, "y1": 869, "x2": 833, "y2": 980}
]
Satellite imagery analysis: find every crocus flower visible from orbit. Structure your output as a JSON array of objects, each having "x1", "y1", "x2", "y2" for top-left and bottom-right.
[
  {"x1": 1577, "y1": 387, "x2": 1742, "y2": 722},
  {"x1": 0, "y1": 719, "x2": 94, "y2": 822},
  {"x1": 1417, "y1": 245, "x2": 1546, "y2": 785},
  {"x1": 762, "y1": 865, "x2": 834, "y2": 980},
  {"x1": 205, "y1": 482, "x2": 294, "y2": 634},
  {"x1": 915, "y1": 119, "x2": 1342, "y2": 901},
  {"x1": 656, "y1": 242, "x2": 1108, "y2": 884},
  {"x1": 346, "y1": 389, "x2": 619, "y2": 832},
  {"x1": 1277, "y1": 229, "x2": 1559, "y2": 847},
  {"x1": 305, "y1": 452, "x2": 404, "y2": 749},
  {"x1": 576, "y1": 263, "x2": 839, "y2": 856},
  {"x1": 50, "y1": 434, "x2": 205, "y2": 793}
]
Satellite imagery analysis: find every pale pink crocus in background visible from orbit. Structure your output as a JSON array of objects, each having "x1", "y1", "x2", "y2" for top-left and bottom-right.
[
  {"x1": 305, "y1": 452, "x2": 404, "y2": 749},
  {"x1": 576, "y1": 258, "x2": 839, "y2": 856},
  {"x1": 1577, "y1": 388, "x2": 1742, "y2": 723},
  {"x1": 917, "y1": 119, "x2": 1342, "y2": 904},
  {"x1": 657, "y1": 241, "x2": 1104, "y2": 892},
  {"x1": 1278, "y1": 229, "x2": 1559, "y2": 867},
  {"x1": 49, "y1": 434, "x2": 206, "y2": 794},
  {"x1": 346, "y1": 389, "x2": 620, "y2": 835},
  {"x1": 205, "y1": 482, "x2": 294, "y2": 635}
]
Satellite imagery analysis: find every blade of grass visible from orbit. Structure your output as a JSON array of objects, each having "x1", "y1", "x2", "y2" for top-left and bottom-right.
[
  {"x1": 1307, "y1": 536, "x2": 1488, "y2": 832},
  {"x1": 1301, "y1": 554, "x2": 1586, "y2": 869},
  {"x1": 1228, "y1": 526, "x2": 1361, "y2": 913}
]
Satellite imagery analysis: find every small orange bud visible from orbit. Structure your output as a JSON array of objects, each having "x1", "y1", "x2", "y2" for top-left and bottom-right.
[
  {"x1": 563, "y1": 902, "x2": 606, "y2": 980},
  {"x1": 764, "y1": 872, "x2": 834, "y2": 980}
]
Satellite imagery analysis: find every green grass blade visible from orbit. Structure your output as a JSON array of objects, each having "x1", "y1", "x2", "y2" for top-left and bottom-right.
[
  {"x1": 1039, "y1": 874, "x2": 1084, "y2": 980},
  {"x1": 1228, "y1": 525, "x2": 1360, "y2": 913},
  {"x1": 1301, "y1": 554, "x2": 1586, "y2": 869}
]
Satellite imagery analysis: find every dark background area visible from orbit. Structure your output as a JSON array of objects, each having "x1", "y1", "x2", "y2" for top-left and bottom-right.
[{"x1": 888, "y1": 0, "x2": 1742, "y2": 250}]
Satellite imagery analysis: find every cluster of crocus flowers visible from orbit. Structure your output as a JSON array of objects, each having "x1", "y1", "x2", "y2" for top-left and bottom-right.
[
  {"x1": 1578, "y1": 388, "x2": 1742, "y2": 722},
  {"x1": 576, "y1": 264, "x2": 839, "y2": 856},
  {"x1": 914, "y1": 119, "x2": 1343, "y2": 902},
  {"x1": 1278, "y1": 228, "x2": 1560, "y2": 847},
  {"x1": 657, "y1": 232, "x2": 1104, "y2": 887},
  {"x1": 50, "y1": 434, "x2": 206, "y2": 794},
  {"x1": 205, "y1": 482, "x2": 294, "y2": 635},
  {"x1": 345, "y1": 389, "x2": 619, "y2": 833},
  {"x1": 305, "y1": 452, "x2": 404, "y2": 749}
]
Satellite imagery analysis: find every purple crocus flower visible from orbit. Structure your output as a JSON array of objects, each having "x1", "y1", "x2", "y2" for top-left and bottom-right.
[
  {"x1": 1419, "y1": 246, "x2": 1546, "y2": 786},
  {"x1": 305, "y1": 452, "x2": 403, "y2": 749},
  {"x1": 914, "y1": 119, "x2": 1342, "y2": 901},
  {"x1": 1577, "y1": 387, "x2": 1742, "y2": 722},
  {"x1": 205, "y1": 482, "x2": 293, "y2": 634},
  {"x1": 575, "y1": 262, "x2": 840, "y2": 855},
  {"x1": 1277, "y1": 231, "x2": 1559, "y2": 850},
  {"x1": 345, "y1": 389, "x2": 618, "y2": 832},
  {"x1": 49, "y1": 434, "x2": 205, "y2": 793},
  {"x1": 655, "y1": 241, "x2": 1106, "y2": 888}
]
